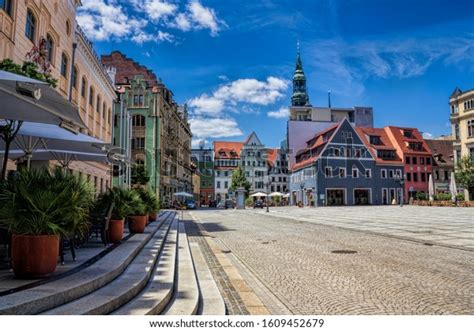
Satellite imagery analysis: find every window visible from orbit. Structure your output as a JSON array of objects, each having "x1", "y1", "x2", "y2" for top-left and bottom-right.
[
  {"x1": 325, "y1": 167, "x2": 332, "y2": 178},
  {"x1": 365, "y1": 169, "x2": 372, "y2": 178},
  {"x1": 334, "y1": 148, "x2": 340, "y2": 157},
  {"x1": 355, "y1": 149, "x2": 362, "y2": 158},
  {"x1": 132, "y1": 115, "x2": 145, "y2": 127},
  {"x1": 25, "y1": 9, "x2": 36, "y2": 42},
  {"x1": 339, "y1": 168, "x2": 346, "y2": 178},
  {"x1": 403, "y1": 130, "x2": 413, "y2": 138},
  {"x1": 381, "y1": 169, "x2": 387, "y2": 179},
  {"x1": 412, "y1": 157, "x2": 417, "y2": 165},
  {"x1": 103, "y1": 103, "x2": 107, "y2": 119},
  {"x1": 46, "y1": 35, "x2": 54, "y2": 63},
  {"x1": 377, "y1": 150, "x2": 396, "y2": 160},
  {"x1": 60, "y1": 53, "x2": 68, "y2": 78},
  {"x1": 66, "y1": 19, "x2": 71, "y2": 36},
  {"x1": 413, "y1": 173, "x2": 418, "y2": 182},
  {"x1": 114, "y1": 114, "x2": 118, "y2": 128},
  {"x1": 426, "y1": 157, "x2": 431, "y2": 165},
  {"x1": 454, "y1": 124, "x2": 460, "y2": 140},
  {"x1": 224, "y1": 181, "x2": 228, "y2": 189},
  {"x1": 81, "y1": 77, "x2": 87, "y2": 97},
  {"x1": 396, "y1": 169, "x2": 402, "y2": 177},
  {"x1": 420, "y1": 157, "x2": 425, "y2": 165},
  {"x1": 421, "y1": 173, "x2": 426, "y2": 182},
  {"x1": 96, "y1": 95, "x2": 101, "y2": 113},
  {"x1": 369, "y1": 136, "x2": 382, "y2": 145},
  {"x1": 468, "y1": 120, "x2": 474, "y2": 137},
  {"x1": 444, "y1": 170, "x2": 449, "y2": 180},
  {"x1": 352, "y1": 167, "x2": 359, "y2": 178},
  {"x1": 131, "y1": 137, "x2": 145, "y2": 150},
  {"x1": 89, "y1": 87, "x2": 94, "y2": 106},
  {"x1": 406, "y1": 173, "x2": 411, "y2": 181},
  {"x1": 389, "y1": 170, "x2": 394, "y2": 178},
  {"x1": 408, "y1": 142, "x2": 423, "y2": 151},
  {"x1": 406, "y1": 156, "x2": 411, "y2": 164},
  {"x1": 217, "y1": 181, "x2": 221, "y2": 189},
  {"x1": 72, "y1": 66, "x2": 78, "y2": 89},
  {"x1": 1, "y1": 0, "x2": 13, "y2": 16}
]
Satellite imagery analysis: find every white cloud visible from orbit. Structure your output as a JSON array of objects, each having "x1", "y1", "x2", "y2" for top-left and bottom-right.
[
  {"x1": 422, "y1": 132, "x2": 434, "y2": 139},
  {"x1": 77, "y1": 0, "x2": 224, "y2": 43},
  {"x1": 187, "y1": 0, "x2": 222, "y2": 36},
  {"x1": 268, "y1": 107, "x2": 289, "y2": 119},
  {"x1": 189, "y1": 117, "x2": 243, "y2": 139},
  {"x1": 189, "y1": 77, "x2": 289, "y2": 117}
]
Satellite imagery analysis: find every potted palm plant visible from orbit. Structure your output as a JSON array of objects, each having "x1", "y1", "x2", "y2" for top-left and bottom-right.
[
  {"x1": 0, "y1": 168, "x2": 94, "y2": 278},
  {"x1": 98, "y1": 187, "x2": 134, "y2": 243},
  {"x1": 128, "y1": 190, "x2": 148, "y2": 234},
  {"x1": 135, "y1": 188, "x2": 160, "y2": 223}
]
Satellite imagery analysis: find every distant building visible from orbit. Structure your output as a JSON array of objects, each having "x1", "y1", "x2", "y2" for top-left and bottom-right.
[
  {"x1": 191, "y1": 144, "x2": 214, "y2": 206},
  {"x1": 289, "y1": 119, "x2": 404, "y2": 206},
  {"x1": 213, "y1": 141, "x2": 243, "y2": 202},
  {"x1": 287, "y1": 52, "x2": 373, "y2": 167},
  {"x1": 449, "y1": 87, "x2": 474, "y2": 200},
  {"x1": 425, "y1": 139, "x2": 455, "y2": 194},
  {"x1": 385, "y1": 126, "x2": 433, "y2": 201},
  {"x1": 266, "y1": 148, "x2": 289, "y2": 194},
  {"x1": 240, "y1": 132, "x2": 268, "y2": 193}
]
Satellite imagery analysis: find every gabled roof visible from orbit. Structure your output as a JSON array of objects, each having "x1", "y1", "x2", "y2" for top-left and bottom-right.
[
  {"x1": 243, "y1": 131, "x2": 262, "y2": 146},
  {"x1": 424, "y1": 139, "x2": 454, "y2": 167},
  {"x1": 213, "y1": 141, "x2": 244, "y2": 159},
  {"x1": 356, "y1": 127, "x2": 403, "y2": 165},
  {"x1": 385, "y1": 126, "x2": 433, "y2": 156},
  {"x1": 450, "y1": 87, "x2": 463, "y2": 99}
]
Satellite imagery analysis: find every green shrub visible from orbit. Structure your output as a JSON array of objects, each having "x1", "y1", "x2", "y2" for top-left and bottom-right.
[
  {"x1": 434, "y1": 193, "x2": 451, "y2": 201},
  {"x1": 134, "y1": 187, "x2": 160, "y2": 214},
  {"x1": 415, "y1": 192, "x2": 428, "y2": 200},
  {"x1": 245, "y1": 197, "x2": 253, "y2": 206},
  {"x1": 0, "y1": 168, "x2": 94, "y2": 237},
  {"x1": 98, "y1": 187, "x2": 138, "y2": 219}
]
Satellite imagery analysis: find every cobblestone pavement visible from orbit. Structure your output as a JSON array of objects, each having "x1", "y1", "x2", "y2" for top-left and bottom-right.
[
  {"x1": 254, "y1": 206, "x2": 474, "y2": 251},
  {"x1": 191, "y1": 207, "x2": 474, "y2": 315}
]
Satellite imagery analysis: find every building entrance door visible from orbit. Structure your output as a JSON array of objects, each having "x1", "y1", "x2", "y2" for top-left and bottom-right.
[
  {"x1": 327, "y1": 189, "x2": 345, "y2": 206},
  {"x1": 354, "y1": 189, "x2": 370, "y2": 205},
  {"x1": 382, "y1": 188, "x2": 388, "y2": 205}
]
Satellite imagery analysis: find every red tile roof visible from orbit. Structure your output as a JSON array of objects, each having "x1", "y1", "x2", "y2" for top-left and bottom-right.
[
  {"x1": 213, "y1": 141, "x2": 244, "y2": 159},
  {"x1": 425, "y1": 139, "x2": 455, "y2": 167},
  {"x1": 265, "y1": 148, "x2": 279, "y2": 167},
  {"x1": 385, "y1": 126, "x2": 433, "y2": 156},
  {"x1": 355, "y1": 127, "x2": 404, "y2": 165}
]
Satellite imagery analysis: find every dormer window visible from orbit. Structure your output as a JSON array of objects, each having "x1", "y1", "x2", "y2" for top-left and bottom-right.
[
  {"x1": 403, "y1": 130, "x2": 413, "y2": 138},
  {"x1": 369, "y1": 135, "x2": 382, "y2": 145},
  {"x1": 408, "y1": 142, "x2": 423, "y2": 151}
]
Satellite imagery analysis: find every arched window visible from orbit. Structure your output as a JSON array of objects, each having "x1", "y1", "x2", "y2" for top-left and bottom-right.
[
  {"x1": 96, "y1": 94, "x2": 101, "y2": 113},
  {"x1": 89, "y1": 86, "x2": 94, "y2": 107},
  {"x1": 468, "y1": 120, "x2": 474, "y2": 138},
  {"x1": 46, "y1": 34, "x2": 54, "y2": 63},
  {"x1": 132, "y1": 115, "x2": 145, "y2": 127},
  {"x1": 72, "y1": 66, "x2": 78, "y2": 89},
  {"x1": 81, "y1": 77, "x2": 87, "y2": 97},
  {"x1": 1, "y1": 0, "x2": 13, "y2": 16},
  {"x1": 66, "y1": 19, "x2": 71, "y2": 36},
  {"x1": 103, "y1": 102, "x2": 106, "y2": 119},
  {"x1": 25, "y1": 9, "x2": 36, "y2": 42},
  {"x1": 60, "y1": 53, "x2": 68, "y2": 78}
]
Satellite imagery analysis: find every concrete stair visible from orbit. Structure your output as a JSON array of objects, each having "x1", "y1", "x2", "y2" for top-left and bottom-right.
[{"x1": 0, "y1": 211, "x2": 226, "y2": 315}]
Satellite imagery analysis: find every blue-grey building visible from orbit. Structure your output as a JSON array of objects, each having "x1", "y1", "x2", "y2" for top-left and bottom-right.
[{"x1": 289, "y1": 119, "x2": 405, "y2": 206}]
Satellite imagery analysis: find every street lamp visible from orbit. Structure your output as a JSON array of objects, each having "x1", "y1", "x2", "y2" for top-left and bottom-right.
[
  {"x1": 394, "y1": 174, "x2": 405, "y2": 207},
  {"x1": 300, "y1": 182, "x2": 304, "y2": 207},
  {"x1": 265, "y1": 176, "x2": 270, "y2": 213}
]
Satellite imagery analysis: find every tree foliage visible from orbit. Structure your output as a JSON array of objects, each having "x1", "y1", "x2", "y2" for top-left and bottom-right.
[
  {"x1": 230, "y1": 166, "x2": 251, "y2": 193},
  {"x1": 455, "y1": 156, "x2": 474, "y2": 192}
]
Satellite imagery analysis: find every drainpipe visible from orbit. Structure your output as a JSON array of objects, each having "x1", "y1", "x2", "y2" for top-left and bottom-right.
[{"x1": 68, "y1": 42, "x2": 77, "y2": 102}]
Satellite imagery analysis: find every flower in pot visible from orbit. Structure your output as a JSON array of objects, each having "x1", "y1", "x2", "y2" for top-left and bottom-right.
[
  {"x1": 128, "y1": 191, "x2": 148, "y2": 234},
  {"x1": 98, "y1": 187, "x2": 134, "y2": 243},
  {"x1": 134, "y1": 187, "x2": 160, "y2": 223},
  {"x1": 0, "y1": 168, "x2": 94, "y2": 278}
]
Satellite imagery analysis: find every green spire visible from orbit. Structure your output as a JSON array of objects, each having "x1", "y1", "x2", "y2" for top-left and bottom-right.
[{"x1": 291, "y1": 50, "x2": 310, "y2": 107}]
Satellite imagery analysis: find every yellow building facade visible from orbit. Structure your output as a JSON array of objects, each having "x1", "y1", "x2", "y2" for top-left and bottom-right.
[
  {"x1": 0, "y1": 0, "x2": 115, "y2": 193},
  {"x1": 450, "y1": 87, "x2": 474, "y2": 199}
]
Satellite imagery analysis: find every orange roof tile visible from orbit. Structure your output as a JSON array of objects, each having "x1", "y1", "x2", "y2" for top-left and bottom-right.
[
  {"x1": 355, "y1": 127, "x2": 404, "y2": 165},
  {"x1": 385, "y1": 126, "x2": 433, "y2": 156},
  {"x1": 214, "y1": 141, "x2": 244, "y2": 159}
]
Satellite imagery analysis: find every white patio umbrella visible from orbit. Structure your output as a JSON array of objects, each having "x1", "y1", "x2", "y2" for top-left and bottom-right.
[
  {"x1": 269, "y1": 192, "x2": 284, "y2": 197},
  {"x1": 0, "y1": 121, "x2": 107, "y2": 169},
  {"x1": 173, "y1": 192, "x2": 194, "y2": 198},
  {"x1": 250, "y1": 192, "x2": 267, "y2": 197},
  {"x1": 449, "y1": 172, "x2": 458, "y2": 203},
  {"x1": 0, "y1": 70, "x2": 86, "y2": 129},
  {"x1": 6, "y1": 149, "x2": 110, "y2": 168},
  {"x1": 283, "y1": 193, "x2": 290, "y2": 198},
  {"x1": 428, "y1": 173, "x2": 435, "y2": 202}
]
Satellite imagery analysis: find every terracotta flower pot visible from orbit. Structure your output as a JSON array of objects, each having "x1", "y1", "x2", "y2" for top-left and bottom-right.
[
  {"x1": 129, "y1": 215, "x2": 147, "y2": 233},
  {"x1": 108, "y1": 219, "x2": 124, "y2": 243},
  {"x1": 148, "y1": 213, "x2": 157, "y2": 223},
  {"x1": 11, "y1": 234, "x2": 60, "y2": 278}
]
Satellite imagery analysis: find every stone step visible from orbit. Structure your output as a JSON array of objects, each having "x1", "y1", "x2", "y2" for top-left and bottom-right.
[
  {"x1": 42, "y1": 216, "x2": 176, "y2": 315},
  {"x1": 162, "y1": 223, "x2": 200, "y2": 315},
  {"x1": 189, "y1": 242, "x2": 226, "y2": 315},
  {"x1": 0, "y1": 211, "x2": 174, "y2": 315},
  {"x1": 112, "y1": 217, "x2": 179, "y2": 315}
]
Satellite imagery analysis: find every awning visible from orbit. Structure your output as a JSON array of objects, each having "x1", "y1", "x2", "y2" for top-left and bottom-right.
[{"x1": 0, "y1": 70, "x2": 86, "y2": 131}]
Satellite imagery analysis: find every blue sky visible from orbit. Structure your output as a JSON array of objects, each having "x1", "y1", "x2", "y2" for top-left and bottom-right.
[{"x1": 78, "y1": 0, "x2": 474, "y2": 147}]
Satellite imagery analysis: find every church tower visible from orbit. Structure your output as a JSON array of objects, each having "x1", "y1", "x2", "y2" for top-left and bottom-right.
[{"x1": 291, "y1": 50, "x2": 311, "y2": 107}]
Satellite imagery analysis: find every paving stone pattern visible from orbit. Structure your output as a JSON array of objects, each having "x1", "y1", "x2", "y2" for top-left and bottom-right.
[{"x1": 191, "y1": 207, "x2": 474, "y2": 314}]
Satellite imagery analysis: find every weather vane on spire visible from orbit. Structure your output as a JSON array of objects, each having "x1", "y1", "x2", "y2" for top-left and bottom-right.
[{"x1": 296, "y1": 39, "x2": 300, "y2": 54}]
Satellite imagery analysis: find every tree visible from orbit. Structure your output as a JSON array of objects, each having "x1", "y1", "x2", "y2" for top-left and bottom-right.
[
  {"x1": 455, "y1": 156, "x2": 474, "y2": 199},
  {"x1": 230, "y1": 166, "x2": 251, "y2": 194},
  {"x1": 131, "y1": 164, "x2": 150, "y2": 185}
]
